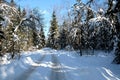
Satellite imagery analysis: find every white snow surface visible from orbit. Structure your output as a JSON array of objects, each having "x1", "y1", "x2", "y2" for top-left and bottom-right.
[{"x1": 0, "y1": 48, "x2": 120, "y2": 80}]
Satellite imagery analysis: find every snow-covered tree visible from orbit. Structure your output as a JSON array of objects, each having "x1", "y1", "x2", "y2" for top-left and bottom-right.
[
  {"x1": 0, "y1": 1, "x2": 21, "y2": 58},
  {"x1": 0, "y1": 1, "x2": 47, "y2": 58},
  {"x1": 83, "y1": 5, "x2": 94, "y2": 50},
  {"x1": 88, "y1": 15, "x2": 113, "y2": 51},
  {"x1": 39, "y1": 27, "x2": 45, "y2": 49},
  {"x1": 47, "y1": 11, "x2": 59, "y2": 49},
  {"x1": 68, "y1": 27, "x2": 82, "y2": 49},
  {"x1": 59, "y1": 21, "x2": 68, "y2": 49},
  {"x1": 69, "y1": 0, "x2": 87, "y2": 55},
  {"x1": 106, "y1": 0, "x2": 120, "y2": 64},
  {"x1": 31, "y1": 8, "x2": 46, "y2": 49}
]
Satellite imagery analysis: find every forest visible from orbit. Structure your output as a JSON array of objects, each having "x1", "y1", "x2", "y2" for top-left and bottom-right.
[{"x1": 0, "y1": 0, "x2": 120, "y2": 64}]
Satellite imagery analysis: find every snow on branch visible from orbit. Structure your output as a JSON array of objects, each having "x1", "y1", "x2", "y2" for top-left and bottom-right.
[
  {"x1": 0, "y1": 3, "x2": 20, "y2": 28},
  {"x1": 88, "y1": 16, "x2": 112, "y2": 30},
  {"x1": 14, "y1": 18, "x2": 26, "y2": 32}
]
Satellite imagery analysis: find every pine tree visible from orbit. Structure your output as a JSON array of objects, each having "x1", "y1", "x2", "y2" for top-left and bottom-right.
[
  {"x1": 39, "y1": 27, "x2": 45, "y2": 49},
  {"x1": 59, "y1": 21, "x2": 68, "y2": 49},
  {"x1": 32, "y1": 31, "x2": 38, "y2": 48},
  {"x1": 47, "y1": 11, "x2": 59, "y2": 49}
]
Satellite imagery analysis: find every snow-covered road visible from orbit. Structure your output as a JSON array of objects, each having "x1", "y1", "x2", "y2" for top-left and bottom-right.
[{"x1": 0, "y1": 48, "x2": 120, "y2": 80}]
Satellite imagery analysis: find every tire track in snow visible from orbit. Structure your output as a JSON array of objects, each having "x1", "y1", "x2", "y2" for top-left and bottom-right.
[
  {"x1": 50, "y1": 54, "x2": 66, "y2": 80},
  {"x1": 15, "y1": 53, "x2": 46, "y2": 80}
]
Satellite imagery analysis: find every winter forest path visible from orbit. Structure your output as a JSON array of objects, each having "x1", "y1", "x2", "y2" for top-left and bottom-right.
[
  {"x1": 0, "y1": 48, "x2": 120, "y2": 80},
  {"x1": 14, "y1": 53, "x2": 46, "y2": 80},
  {"x1": 14, "y1": 48, "x2": 68, "y2": 80},
  {"x1": 15, "y1": 51, "x2": 67, "y2": 80}
]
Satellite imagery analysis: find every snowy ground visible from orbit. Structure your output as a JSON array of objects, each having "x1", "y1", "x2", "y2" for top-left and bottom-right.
[{"x1": 0, "y1": 48, "x2": 120, "y2": 80}]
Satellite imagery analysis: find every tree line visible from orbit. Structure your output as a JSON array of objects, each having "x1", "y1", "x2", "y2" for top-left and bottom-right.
[
  {"x1": 0, "y1": 0, "x2": 120, "y2": 64},
  {"x1": 47, "y1": 0, "x2": 120, "y2": 64}
]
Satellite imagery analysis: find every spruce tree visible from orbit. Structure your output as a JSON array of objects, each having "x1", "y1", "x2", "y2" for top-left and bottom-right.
[
  {"x1": 39, "y1": 27, "x2": 45, "y2": 49},
  {"x1": 59, "y1": 21, "x2": 67, "y2": 49},
  {"x1": 47, "y1": 11, "x2": 59, "y2": 49}
]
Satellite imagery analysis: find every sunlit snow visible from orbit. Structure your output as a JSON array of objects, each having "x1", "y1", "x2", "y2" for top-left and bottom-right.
[{"x1": 0, "y1": 48, "x2": 120, "y2": 80}]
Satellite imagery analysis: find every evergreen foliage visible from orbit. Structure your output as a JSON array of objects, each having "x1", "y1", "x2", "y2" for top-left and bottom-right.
[
  {"x1": 47, "y1": 11, "x2": 59, "y2": 49},
  {"x1": 59, "y1": 21, "x2": 68, "y2": 49}
]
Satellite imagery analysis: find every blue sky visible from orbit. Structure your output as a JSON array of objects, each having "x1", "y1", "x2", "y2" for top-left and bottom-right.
[
  {"x1": 15, "y1": 0, "x2": 105, "y2": 37},
  {"x1": 15, "y1": 0, "x2": 76, "y2": 36}
]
